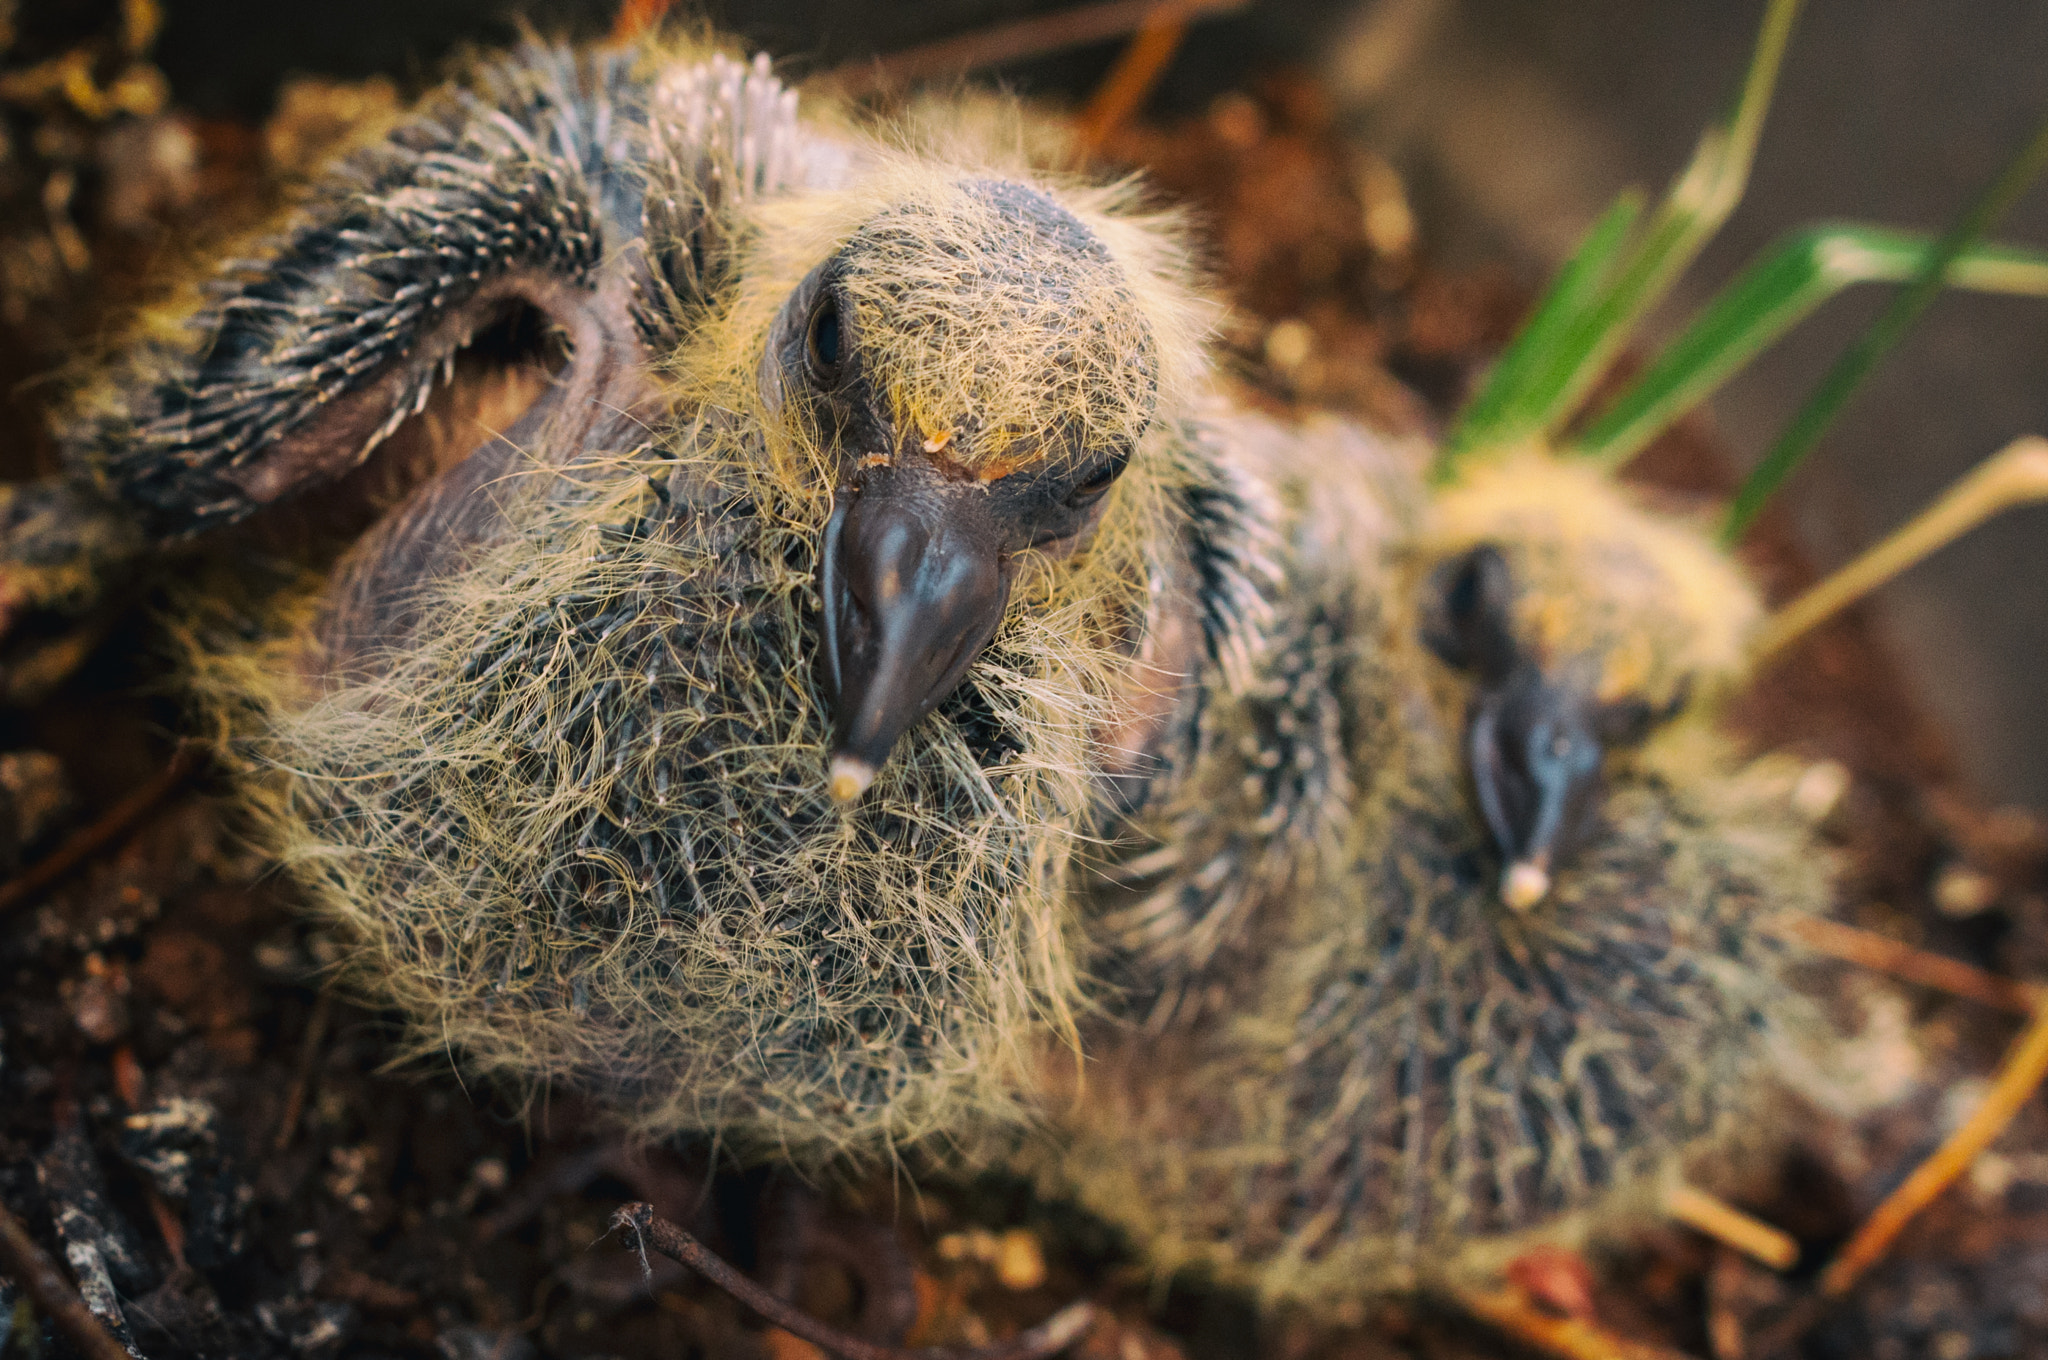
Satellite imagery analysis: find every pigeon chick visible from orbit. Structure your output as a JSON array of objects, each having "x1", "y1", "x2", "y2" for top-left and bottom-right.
[
  {"x1": 45, "y1": 39, "x2": 1226, "y2": 1162},
  {"x1": 1027, "y1": 416, "x2": 1830, "y2": 1303}
]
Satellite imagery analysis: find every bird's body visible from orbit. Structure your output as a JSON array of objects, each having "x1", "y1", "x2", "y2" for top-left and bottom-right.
[
  {"x1": 63, "y1": 37, "x2": 1230, "y2": 1160},
  {"x1": 1030, "y1": 421, "x2": 1829, "y2": 1300}
]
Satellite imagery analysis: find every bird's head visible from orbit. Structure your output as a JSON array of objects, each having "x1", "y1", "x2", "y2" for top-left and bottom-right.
[
  {"x1": 715, "y1": 166, "x2": 1207, "y2": 802},
  {"x1": 1415, "y1": 450, "x2": 1762, "y2": 908}
]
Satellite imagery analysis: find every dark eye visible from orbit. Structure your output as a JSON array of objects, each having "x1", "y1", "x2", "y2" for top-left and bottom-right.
[
  {"x1": 1064, "y1": 454, "x2": 1127, "y2": 510},
  {"x1": 806, "y1": 296, "x2": 842, "y2": 382}
]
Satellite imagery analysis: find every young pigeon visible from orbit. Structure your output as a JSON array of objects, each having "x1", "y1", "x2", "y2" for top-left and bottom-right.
[
  {"x1": 38, "y1": 39, "x2": 1228, "y2": 1161},
  {"x1": 1031, "y1": 420, "x2": 1828, "y2": 1301}
]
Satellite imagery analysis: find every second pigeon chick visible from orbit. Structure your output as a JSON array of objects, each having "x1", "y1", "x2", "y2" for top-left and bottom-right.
[{"x1": 1027, "y1": 416, "x2": 1830, "y2": 1301}]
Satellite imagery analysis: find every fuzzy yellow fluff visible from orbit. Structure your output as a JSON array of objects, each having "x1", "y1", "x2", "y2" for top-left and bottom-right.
[
  {"x1": 1423, "y1": 445, "x2": 1761, "y2": 708},
  {"x1": 1034, "y1": 416, "x2": 1829, "y2": 1303},
  {"x1": 158, "y1": 37, "x2": 1220, "y2": 1165}
]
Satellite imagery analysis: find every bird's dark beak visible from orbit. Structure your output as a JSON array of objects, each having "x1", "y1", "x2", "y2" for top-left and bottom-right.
[
  {"x1": 1425, "y1": 544, "x2": 1685, "y2": 910},
  {"x1": 1466, "y1": 666, "x2": 1607, "y2": 911},
  {"x1": 819, "y1": 459, "x2": 1011, "y2": 803}
]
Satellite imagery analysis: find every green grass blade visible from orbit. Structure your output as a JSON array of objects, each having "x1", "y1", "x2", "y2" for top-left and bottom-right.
[
  {"x1": 1721, "y1": 114, "x2": 2048, "y2": 544},
  {"x1": 1577, "y1": 226, "x2": 2048, "y2": 470},
  {"x1": 1439, "y1": 0, "x2": 1802, "y2": 483},
  {"x1": 1432, "y1": 191, "x2": 1642, "y2": 482},
  {"x1": 1517, "y1": 0, "x2": 1805, "y2": 442}
]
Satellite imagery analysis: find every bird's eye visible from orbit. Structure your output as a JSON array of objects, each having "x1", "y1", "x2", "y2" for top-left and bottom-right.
[
  {"x1": 1064, "y1": 453, "x2": 1128, "y2": 510},
  {"x1": 807, "y1": 296, "x2": 843, "y2": 382}
]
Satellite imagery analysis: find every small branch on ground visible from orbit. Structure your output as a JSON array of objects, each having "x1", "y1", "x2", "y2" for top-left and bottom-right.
[
  {"x1": 0, "y1": 742, "x2": 204, "y2": 917},
  {"x1": 1662, "y1": 1182, "x2": 1798, "y2": 1271},
  {"x1": 272, "y1": 991, "x2": 333, "y2": 1155},
  {"x1": 1769, "y1": 913, "x2": 2044, "y2": 1013},
  {"x1": 609, "y1": 0, "x2": 674, "y2": 45},
  {"x1": 1455, "y1": 1284, "x2": 1698, "y2": 1360},
  {"x1": 1073, "y1": 0, "x2": 1198, "y2": 152},
  {"x1": 1751, "y1": 992, "x2": 2048, "y2": 1357},
  {"x1": 816, "y1": 0, "x2": 1247, "y2": 100},
  {"x1": 608, "y1": 1201, "x2": 1095, "y2": 1360},
  {"x1": 0, "y1": 1198, "x2": 137, "y2": 1360}
]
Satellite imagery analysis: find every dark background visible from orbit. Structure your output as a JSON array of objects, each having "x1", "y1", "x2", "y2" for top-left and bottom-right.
[{"x1": 70, "y1": 0, "x2": 2048, "y2": 812}]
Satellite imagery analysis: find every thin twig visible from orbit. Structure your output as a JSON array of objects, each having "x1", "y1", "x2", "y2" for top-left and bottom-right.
[
  {"x1": 609, "y1": 0, "x2": 673, "y2": 45},
  {"x1": 112, "y1": 1043, "x2": 188, "y2": 1270},
  {"x1": 1750, "y1": 437, "x2": 2048, "y2": 662},
  {"x1": 1073, "y1": 0, "x2": 1196, "y2": 152},
  {"x1": 0, "y1": 1197, "x2": 135, "y2": 1360},
  {"x1": 1768, "y1": 912, "x2": 2044, "y2": 1014},
  {"x1": 0, "y1": 742, "x2": 204, "y2": 917},
  {"x1": 1751, "y1": 988, "x2": 2048, "y2": 1357},
  {"x1": 273, "y1": 991, "x2": 334, "y2": 1155},
  {"x1": 1821, "y1": 999, "x2": 2048, "y2": 1297},
  {"x1": 609, "y1": 1202, "x2": 1095, "y2": 1360},
  {"x1": 1663, "y1": 1182, "x2": 1798, "y2": 1271},
  {"x1": 815, "y1": 0, "x2": 1248, "y2": 100},
  {"x1": 1455, "y1": 1285, "x2": 1697, "y2": 1360},
  {"x1": 474, "y1": 1142, "x2": 632, "y2": 1243},
  {"x1": 1703, "y1": 1247, "x2": 1749, "y2": 1360}
]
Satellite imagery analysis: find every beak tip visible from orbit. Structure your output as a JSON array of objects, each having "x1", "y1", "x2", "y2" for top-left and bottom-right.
[
  {"x1": 1501, "y1": 859, "x2": 1552, "y2": 912},
  {"x1": 828, "y1": 754, "x2": 877, "y2": 805}
]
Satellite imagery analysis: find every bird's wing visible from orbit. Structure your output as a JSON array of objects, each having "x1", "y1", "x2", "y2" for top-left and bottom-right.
[
  {"x1": 61, "y1": 43, "x2": 652, "y2": 538},
  {"x1": 635, "y1": 50, "x2": 853, "y2": 341},
  {"x1": 60, "y1": 42, "x2": 837, "y2": 542}
]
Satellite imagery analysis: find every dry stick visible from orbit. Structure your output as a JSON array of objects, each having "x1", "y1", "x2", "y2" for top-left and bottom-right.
[
  {"x1": 1455, "y1": 1285, "x2": 1696, "y2": 1360},
  {"x1": 1703, "y1": 1248, "x2": 1749, "y2": 1360},
  {"x1": 608, "y1": 0, "x2": 673, "y2": 45},
  {"x1": 475, "y1": 1142, "x2": 621, "y2": 1243},
  {"x1": 112, "y1": 1043, "x2": 189, "y2": 1270},
  {"x1": 614, "y1": 0, "x2": 1237, "y2": 140},
  {"x1": 1745, "y1": 926, "x2": 2048, "y2": 1356},
  {"x1": 1749, "y1": 436, "x2": 2048, "y2": 664},
  {"x1": 1751, "y1": 1002, "x2": 2048, "y2": 1359},
  {"x1": 814, "y1": 0, "x2": 1249, "y2": 101},
  {"x1": 1820, "y1": 1000, "x2": 2048, "y2": 1297},
  {"x1": 273, "y1": 991, "x2": 335, "y2": 1155},
  {"x1": 0, "y1": 1198, "x2": 134, "y2": 1360},
  {"x1": 610, "y1": 1202, "x2": 1095, "y2": 1360},
  {"x1": 1073, "y1": 0, "x2": 1195, "y2": 152},
  {"x1": 1662, "y1": 1183, "x2": 1798, "y2": 1272},
  {"x1": 0, "y1": 742, "x2": 204, "y2": 917},
  {"x1": 1767, "y1": 912, "x2": 2044, "y2": 1015}
]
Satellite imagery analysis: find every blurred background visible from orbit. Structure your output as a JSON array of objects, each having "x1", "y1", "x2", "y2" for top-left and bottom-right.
[{"x1": 19, "y1": 0, "x2": 2048, "y2": 812}]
